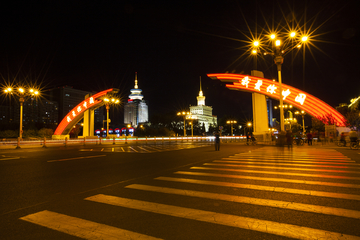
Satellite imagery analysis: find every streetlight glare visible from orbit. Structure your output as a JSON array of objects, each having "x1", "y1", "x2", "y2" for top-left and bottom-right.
[
  {"x1": 290, "y1": 32, "x2": 296, "y2": 38},
  {"x1": 275, "y1": 40, "x2": 281, "y2": 46},
  {"x1": 270, "y1": 34, "x2": 276, "y2": 39},
  {"x1": 301, "y1": 36, "x2": 308, "y2": 42},
  {"x1": 253, "y1": 41, "x2": 259, "y2": 47},
  {"x1": 18, "y1": 88, "x2": 24, "y2": 93},
  {"x1": 252, "y1": 49, "x2": 257, "y2": 54}
]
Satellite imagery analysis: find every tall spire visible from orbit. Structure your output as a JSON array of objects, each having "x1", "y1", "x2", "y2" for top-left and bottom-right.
[
  {"x1": 134, "y1": 72, "x2": 138, "y2": 89},
  {"x1": 199, "y1": 76, "x2": 203, "y2": 97},
  {"x1": 197, "y1": 76, "x2": 205, "y2": 106}
]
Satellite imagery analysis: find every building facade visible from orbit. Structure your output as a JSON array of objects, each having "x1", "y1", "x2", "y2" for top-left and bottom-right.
[
  {"x1": 124, "y1": 73, "x2": 148, "y2": 127},
  {"x1": 189, "y1": 79, "x2": 217, "y2": 132}
]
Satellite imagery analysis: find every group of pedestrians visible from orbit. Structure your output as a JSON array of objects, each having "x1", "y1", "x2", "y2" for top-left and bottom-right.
[{"x1": 213, "y1": 129, "x2": 358, "y2": 151}]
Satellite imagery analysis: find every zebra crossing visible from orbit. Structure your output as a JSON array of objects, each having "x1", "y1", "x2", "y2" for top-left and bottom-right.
[
  {"x1": 20, "y1": 146, "x2": 360, "y2": 239},
  {"x1": 79, "y1": 142, "x2": 213, "y2": 153}
]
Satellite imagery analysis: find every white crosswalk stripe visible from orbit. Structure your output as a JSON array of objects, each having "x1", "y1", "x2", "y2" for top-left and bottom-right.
[
  {"x1": 79, "y1": 143, "x2": 212, "y2": 153},
  {"x1": 20, "y1": 146, "x2": 360, "y2": 239}
]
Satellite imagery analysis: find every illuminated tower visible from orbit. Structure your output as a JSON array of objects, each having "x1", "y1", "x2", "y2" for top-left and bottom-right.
[
  {"x1": 190, "y1": 77, "x2": 217, "y2": 132},
  {"x1": 124, "y1": 73, "x2": 148, "y2": 127}
]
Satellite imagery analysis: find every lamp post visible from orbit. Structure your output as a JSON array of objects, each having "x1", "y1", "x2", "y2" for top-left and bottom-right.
[
  {"x1": 244, "y1": 122, "x2": 252, "y2": 136},
  {"x1": 186, "y1": 115, "x2": 197, "y2": 137},
  {"x1": 103, "y1": 96, "x2": 120, "y2": 138},
  {"x1": 3, "y1": 86, "x2": 40, "y2": 139},
  {"x1": 226, "y1": 120, "x2": 237, "y2": 136},
  {"x1": 177, "y1": 111, "x2": 190, "y2": 137},
  {"x1": 274, "y1": 104, "x2": 293, "y2": 130},
  {"x1": 295, "y1": 110, "x2": 306, "y2": 135},
  {"x1": 252, "y1": 32, "x2": 308, "y2": 132}
]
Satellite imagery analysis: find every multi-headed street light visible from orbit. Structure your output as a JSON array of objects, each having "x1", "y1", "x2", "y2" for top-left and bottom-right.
[
  {"x1": 103, "y1": 96, "x2": 120, "y2": 138},
  {"x1": 295, "y1": 110, "x2": 306, "y2": 135},
  {"x1": 177, "y1": 111, "x2": 191, "y2": 137},
  {"x1": 3, "y1": 86, "x2": 40, "y2": 139},
  {"x1": 186, "y1": 115, "x2": 197, "y2": 137},
  {"x1": 226, "y1": 120, "x2": 237, "y2": 136},
  {"x1": 251, "y1": 31, "x2": 309, "y2": 132}
]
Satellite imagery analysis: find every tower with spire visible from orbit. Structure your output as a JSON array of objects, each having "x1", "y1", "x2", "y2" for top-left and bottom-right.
[
  {"x1": 124, "y1": 73, "x2": 148, "y2": 127},
  {"x1": 190, "y1": 77, "x2": 217, "y2": 133}
]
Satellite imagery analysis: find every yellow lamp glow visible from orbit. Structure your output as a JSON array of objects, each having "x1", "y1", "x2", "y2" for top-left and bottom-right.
[
  {"x1": 290, "y1": 32, "x2": 296, "y2": 38},
  {"x1": 270, "y1": 34, "x2": 276, "y2": 39},
  {"x1": 253, "y1": 41, "x2": 259, "y2": 47},
  {"x1": 275, "y1": 40, "x2": 281, "y2": 46},
  {"x1": 301, "y1": 36, "x2": 308, "y2": 42}
]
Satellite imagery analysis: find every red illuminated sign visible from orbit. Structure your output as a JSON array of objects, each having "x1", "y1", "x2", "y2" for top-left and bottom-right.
[
  {"x1": 54, "y1": 89, "x2": 113, "y2": 135},
  {"x1": 207, "y1": 73, "x2": 347, "y2": 127}
]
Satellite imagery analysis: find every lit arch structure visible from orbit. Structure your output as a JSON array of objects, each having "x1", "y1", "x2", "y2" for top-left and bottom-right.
[
  {"x1": 207, "y1": 73, "x2": 347, "y2": 127},
  {"x1": 53, "y1": 88, "x2": 115, "y2": 136}
]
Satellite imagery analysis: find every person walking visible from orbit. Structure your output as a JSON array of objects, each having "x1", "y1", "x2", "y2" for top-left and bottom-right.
[
  {"x1": 286, "y1": 130, "x2": 293, "y2": 149},
  {"x1": 214, "y1": 131, "x2": 220, "y2": 151},
  {"x1": 307, "y1": 131, "x2": 313, "y2": 145}
]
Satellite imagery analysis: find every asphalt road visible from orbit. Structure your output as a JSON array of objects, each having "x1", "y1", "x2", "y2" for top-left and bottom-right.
[{"x1": 1, "y1": 141, "x2": 360, "y2": 239}]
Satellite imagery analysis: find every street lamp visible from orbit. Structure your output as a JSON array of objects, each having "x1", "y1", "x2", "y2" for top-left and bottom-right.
[
  {"x1": 244, "y1": 122, "x2": 252, "y2": 136},
  {"x1": 295, "y1": 110, "x2": 306, "y2": 135},
  {"x1": 177, "y1": 111, "x2": 190, "y2": 137},
  {"x1": 3, "y1": 86, "x2": 40, "y2": 139},
  {"x1": 103, "y1": 95, "x2": 120, "y2": 138},
  {"x1": 226, "y1": 120, "x2": 237, "y2": 136},
  {"x1": 251, "y1": 31, "x2": 309, "y2": 132},
  {"x1": 186, "y1": 115, "x2": 197, "y2": 137}
]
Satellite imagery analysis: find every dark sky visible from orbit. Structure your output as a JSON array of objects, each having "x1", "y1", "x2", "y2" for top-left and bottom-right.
[{"x1": 1, "y1": 0, "x2": 359, "y2": 122}]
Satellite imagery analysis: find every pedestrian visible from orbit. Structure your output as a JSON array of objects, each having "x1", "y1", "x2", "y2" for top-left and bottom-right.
[
  {"x1": 286, "y1": 130, "x2": 293, "y2": 149},
  {"x1": 340, "y1": 132, "x2": 346, "y2": 146},
  {"x1": 214, "y1": 131, "x2": 220, "y2": 151},
  {"x1": 307, "y1": 131, "x2": 312, "y2": 145},
  {"x1": 246, "y1": 132, "x2": 250, "y2": 144}
]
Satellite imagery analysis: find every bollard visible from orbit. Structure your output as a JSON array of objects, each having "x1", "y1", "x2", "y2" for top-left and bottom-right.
[
  {"x1": 65, "y1": 137, "x2": 68, "y2": 147},
  {"x1": 43, "y1": 137, "x2": 47, "y2": 148},
  {"x1": 16, "y1": 137, "x2": 21, "y2": 149},
  {"x1": 125, "y1": 135, "x2": 128, "y2": 144},
  {"x1": 113, "y1": 137, "x2": 115, "y2": 145},
  {"x1": 154, "y1": 136, "x2": 156, "y2": 144},
  {"x1": 83, "y1": 137, "x2": 86, "y2": 146},
  {"x1": 146, "y1": 136, "x2": 148, "y2": 144},
  {"x1": 162, "y1": 136, "x2": 164, "y2": 144},
  {"x1": 136, "y1": 137, "x2": 138, "y2": 144},
  {"x1": 99, "y1": 137, "x2": 102, "y2": 145}
]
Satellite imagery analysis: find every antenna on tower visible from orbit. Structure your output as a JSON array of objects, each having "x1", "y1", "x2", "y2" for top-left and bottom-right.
[
  {"x1": 134, "y1": 72, "x2": 138, "y2": 89},
  {"x1": 199, "y1": 76, "x2": 203, "y2": 97},
  {"x1": 200, "y1": 76, "x2": 202, "y2": 92}
]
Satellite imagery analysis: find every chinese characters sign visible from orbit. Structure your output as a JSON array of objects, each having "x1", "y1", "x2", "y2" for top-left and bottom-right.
[
  {"x1": 207, "y1": 73, "x2": 347, "y2": 127},
  {"x1": 54, "y1": 89, "x2": 114, "y2": 135}
]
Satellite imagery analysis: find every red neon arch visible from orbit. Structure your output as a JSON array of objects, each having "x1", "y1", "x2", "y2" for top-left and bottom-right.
[
  {"x1": 207, "y1": 73, "x2": 347, "y2": 127},
  {"x1": 54, "y1": 89, "x2": 114, "y2": 135}
]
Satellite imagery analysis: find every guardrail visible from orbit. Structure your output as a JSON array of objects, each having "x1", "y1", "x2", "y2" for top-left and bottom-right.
[{"x1": 0, "y1": 136, "x2": 247, "y2": 149}]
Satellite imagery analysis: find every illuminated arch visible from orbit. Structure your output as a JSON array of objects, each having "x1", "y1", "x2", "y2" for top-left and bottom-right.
[
  {"x1": 207, "y1": 73, "x2": 347, "y2": 127},
  {"x1": 54, "y1": 89, "x2": 115, "y2": 135}
]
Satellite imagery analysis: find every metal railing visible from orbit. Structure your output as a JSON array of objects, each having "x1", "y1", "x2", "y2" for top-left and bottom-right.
[{"x1": 0, "y1": 136, "x2": 247, "y2": 149}]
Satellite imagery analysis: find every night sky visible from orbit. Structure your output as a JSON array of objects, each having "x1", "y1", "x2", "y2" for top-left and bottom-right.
[{"x1": 1, "y1": 0, "x2": 359, "y2": 123}]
